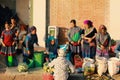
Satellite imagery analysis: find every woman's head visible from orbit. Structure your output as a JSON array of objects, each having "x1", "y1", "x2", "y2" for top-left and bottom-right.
[
  {"x1": 84, "y1": 20, "x2": 93, "y2": 29},
  {"x1": 99, "y1": 25, "x2": 107, "y2": 34},
  {"x1": 49, "y1": 36, "x2": 55, "y2": 45},
  {"x1": 5, "y1": 21, "x2": 10, "y2": 29},
  {"x1": 11, "y1": 17, "x2": 16, "y2": 24},
  {"x1": 30, "y1": 26, "x2": 36, "y2": 34},
  {"x1": 70, "y1": 19, "x2": 76, "y2": 27}
]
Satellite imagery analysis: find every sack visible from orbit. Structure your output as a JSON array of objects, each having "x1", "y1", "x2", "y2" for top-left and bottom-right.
[
  {"x1": 82, "y1": 58, "x2": 94, "y2": 70},
  {"x1": 42, "y1": 73, "x2": 54, "y2": 80},
  {"x1": 18, "y1": 63, "x2": 28, "y2": 72},
  {"x1": 82, "y1": 58, "x2": 95, "y2": 76},
  {"x1": 74, "y1": 55, "x2": 83, "y2": 68},
  {"x1": 84, "y1": 63, "x2": 95, "y2": 76},
  {"x1": 108, "y1": 57, "x2": 120, "y2": 77},
  {"x1": 96, "y1": 57, "x2": 107, "y2": 76}
]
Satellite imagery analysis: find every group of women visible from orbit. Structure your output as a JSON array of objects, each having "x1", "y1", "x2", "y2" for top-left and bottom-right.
[
  {"x1": 0, "y1": 17, "x2": 38, "y2": 66},
  {"x1": 67, "y1": 19, "x2": 111, "y2": 64}
]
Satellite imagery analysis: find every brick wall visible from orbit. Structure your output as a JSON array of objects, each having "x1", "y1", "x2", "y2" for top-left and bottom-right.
[{"x1": 49, "y1": 0, "x2": 110, "y2": 44}]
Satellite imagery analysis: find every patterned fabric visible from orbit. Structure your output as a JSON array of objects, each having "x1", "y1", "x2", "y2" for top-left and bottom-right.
[
  {"x1": 96, "y1": 32, "x2": 111, "y2": 58},
  {"x1": 67, "y1": 26, "x2": 83, "y2": 42},
  {"x1": 0, "y1": 30, "x2": 15, "y2": 56},
  {"x1": 82, "y1": 27, "x2": 97, "y2": 58},
  {"x1": 0, "y1": 46, "x2": 16, "y2": 56},
  {"x1": 1, "y1": 30, "x2": 14, "y2": 46},
  {"x1": 48, "y1": 57, "x2": 74, "y2": 80},
  {"x1": 24, "y1": 33, "x2": 38, "y2": 51},
  {"x1": 67, "y1": 26, "x2": 83, "y2": 59}
]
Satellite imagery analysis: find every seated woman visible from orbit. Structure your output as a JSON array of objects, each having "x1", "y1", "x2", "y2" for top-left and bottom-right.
[
  {"x1": 96, "y1": 25, "x2": 111, "y2": 59},
  {"x1": 45, "y1": 36, "x2": 58, "y2": 61}
]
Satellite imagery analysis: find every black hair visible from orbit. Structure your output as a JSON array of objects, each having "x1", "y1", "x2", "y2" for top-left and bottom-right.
[
  {"x1": 11, "y1": 16, "x2": 16, "y2": 20},
  {"x1": 70, "y1": 19, "x2": 76, "y2": 24}
]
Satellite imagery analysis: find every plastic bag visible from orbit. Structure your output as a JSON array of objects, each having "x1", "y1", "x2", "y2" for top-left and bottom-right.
[
  {"x1": 108, "y1": 57, "x2": 120, "y2": 77},
  {"x1": 82, "y1": 58, "x2": 94, "y2": 71},
  {"x1": 17, "y1": 63, "x2": 28, "y2": 72},
  {"x1": 96, "y1": 56, "x2": 107, "y2": 76},
  {"x1": 82, "y1": 58, "x2": 95, "y2": 76}
]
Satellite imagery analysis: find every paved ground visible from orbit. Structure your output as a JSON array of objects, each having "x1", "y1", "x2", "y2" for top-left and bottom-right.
[
  {"x1": 0, "y1": 50, "x2": 120, "y2": 80},
  {"x1": 0, "y1": 67, "x2": 119, "y2": 80}
]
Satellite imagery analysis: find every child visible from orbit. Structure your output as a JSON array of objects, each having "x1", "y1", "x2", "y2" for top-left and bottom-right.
[
  {"x1": 0, "y1": 21, "x2": 16, "y2": 66},
  {"x1": 48, "y1": 49, "x2": 75, "y2": 80},
  {"x1": 96, "y1": 25, "x2": 111, "y2": 59},
  {"x1": 23, "y1": 26, "x2": 39, "y2": 64}
]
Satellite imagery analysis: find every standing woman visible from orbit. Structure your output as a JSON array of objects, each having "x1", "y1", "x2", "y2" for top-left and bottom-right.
[
  {"x1": 67, "y1": 19, "x2": 83, "y2": 64},
  {"x1": 82, "y1": 20, "x2": 97, "y2": 58},
  {"x1": 96, "y1": 25, "x2": 111, "y2": 59},
  {"x1": 0, "y1": 21, "x2": 16, "y2": 66}
]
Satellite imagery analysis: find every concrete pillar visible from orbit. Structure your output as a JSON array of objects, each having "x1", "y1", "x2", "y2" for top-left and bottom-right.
[{"x1": 33, "y1": 0, "x2": 46, "y2": 47}]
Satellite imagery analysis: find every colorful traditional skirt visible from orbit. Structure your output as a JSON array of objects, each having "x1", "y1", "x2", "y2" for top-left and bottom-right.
[
  {"x1": 0, "y1": 46, "x2": 16, "y2": 56},
  {"x1": 69, "y1": 43, "x2": 81, "y2": 54},
  {"x1": 96, "y1": 46, "x2": 109, "y2": 59},
  {"x1": 82, "y1": 41, "x2": 96, "y2": 58}
]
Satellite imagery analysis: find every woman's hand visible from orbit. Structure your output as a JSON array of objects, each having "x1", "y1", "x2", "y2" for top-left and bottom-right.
[
  {"x1": 71, "y1": 41, "x2": 74, "y2": 44},
  {"x1": 12, "y1": 42, "x2": 15, "y2": 46},
  {"x1": 88, "y1": 38, "x2": 92, "y2": 43},
  {"x1": 27, "y1": 50, "x2": 31, "y2": 55},
  {"x1": 2, "y1": 43, "x2": 6, "y2": 47},
  {"x1": 78, "y1": 40, "x2": 81, "y2": 44},
  {"x1": 101, "y1": 45, "x2": 105, "y2": 50}
]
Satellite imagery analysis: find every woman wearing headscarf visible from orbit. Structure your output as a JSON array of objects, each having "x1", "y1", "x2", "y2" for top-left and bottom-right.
[
  {"x1": 96, "y1": 25, "x2": 111, "y2": 59},
  {"x1": 81, "y1": 20, "x2": 97, "y2": 58},
  {"x1": 67, "y1": 19, "x2": 83, "y2": 64},
  {"x1": 23, "y1": 26, "x2": 39, "y2": 64},
  {"x1": 45, "y1": 36, "x2": 58, "y2": 61}
]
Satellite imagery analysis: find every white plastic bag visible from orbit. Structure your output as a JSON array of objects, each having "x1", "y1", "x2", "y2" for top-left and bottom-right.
[
  {"x1": 96, "y1": 57, "x2": 107, "y2": 76},
  {"x1": 82, "y1": 58, "x2": 95, "y2": 76},
  {"x1": 82, "y1": 58, "x2": 94, "y2": 71},
  {"x1": 108, "y1": 57, "x2": 120, "y2": 77}
]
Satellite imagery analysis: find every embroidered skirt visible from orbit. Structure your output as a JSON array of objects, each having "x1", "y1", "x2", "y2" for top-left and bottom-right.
[{"x1": 0, "y1": 46, "x2": 16, "y2": 56}]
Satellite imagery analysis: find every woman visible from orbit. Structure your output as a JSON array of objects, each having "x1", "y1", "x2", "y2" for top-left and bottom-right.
[
  {"x1": 67, "y1": 19, "x2": 83, "y2": 64},
  {"x1": 23, "y1": 26, "x2": 39, "y2": 64},
  {"x1": 96, "y1": 25, "x2": 111, "y2": 59},
  {"x1": 0, "y1": 21, "x2": 16, "y2": 66},
  {"x1": 82, "y1": 20, "x2": 97, "y2": 58},
  {"x1": 45, "y1": 36, "x2": 58, "y2": 61}
]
